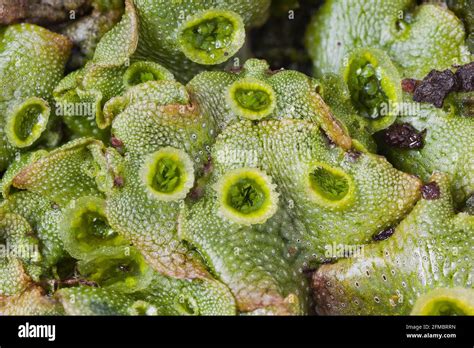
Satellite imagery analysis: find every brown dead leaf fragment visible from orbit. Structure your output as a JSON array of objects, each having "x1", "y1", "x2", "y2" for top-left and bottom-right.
[
  {"x1": 421, "y1": 181, "x2": 441, "y2": 200},
  {"x1": 401, "y1": 78, "x2": 420, "y2": 93},
  {"x1": 455, "y1": 62, "x2": 474, "y2": 92},
  {"x1": 381, "y1": 123, "x2": 425, "y2": 149},
  {"x1": 0, "y1": 0, "x2": 92, "y2": 25},
  {"x1": 408, "y1": 63, "x2": 473, "y2": 108},
  {"x1": 413, "y1": 69, "x2": 458, "y2": 108}
]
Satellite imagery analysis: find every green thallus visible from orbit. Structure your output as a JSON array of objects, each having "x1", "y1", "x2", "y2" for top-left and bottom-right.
[{"x1": 0, "y1": 0, "x2": 472, "y2": 316}]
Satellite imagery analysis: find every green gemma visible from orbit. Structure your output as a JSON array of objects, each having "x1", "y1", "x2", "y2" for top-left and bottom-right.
[
  {"x1": 215, "y1": 167, "x2": 279, "y2": 225},
  {"x1": 227, "y1": 78, "x2": 276, "y2": 120},
  {"x1": 350, "y1": 63, "x2": 387, "y2": 118},
  {"x1": 308, "y1": 162, "x2": 354, "y2": 208},
  {"x1": 60, "y1": 196, "x2": 127, "y2": 259},
  {"x1": 343, "y1": 48, "x2": 403, "y2": 131},
  {"x1": 140, "y1": 147, "x2": 195, "y2": 202},
  {"x1": 77, "y1": 247, "x2": 153, "y2": 293},
  {"x1": 178, "y1": 10, "x2": 245, "y2": 65},
  {"x1": 123, "y1": 61, "x2": 175, "y2": 88}
]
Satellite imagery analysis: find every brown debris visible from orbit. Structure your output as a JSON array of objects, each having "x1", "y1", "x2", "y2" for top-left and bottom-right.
[
  {"x1": 455, "y1": 62, "x2": 474, "y2": 92},
  {"x1": 409, "y1": 63, "x2": 474, "y2": 108},
  {"x1": 345, "y1": 150, "x2": 362, "y2": 162},
  {"x1": 266, "y1": 68, "x2": 285, "y2": 76},
  {"x1": 61, "y1": 278, "x2": 98, "y2": 287},
  {"x1": 110, "y1": 136, "x2": 123, "y2": 148},
  {"x1": 228, "y1": 66, "x2": 243, "y2": 74},
  {"x1": 421, "y1": 181, "x2": 441, "y2": 200},
  {"x1": 401, "y1": 78, "x2": 420, "y2": 93},
  {"x1": 413, "y1": 69, "x2": 458, "y2": 108},
  {"x1": 382, "y1": 123, "x2": 425, "y2": 149},
  {"x1": 0, "y1": 0, "x2": 92, "y2": 26},
  {"x1": 113, "y1": 176, "x2": 124, "y2": 187},
  {"x1": 373, "y1": 227, "x2": 395, "y2": 241}
]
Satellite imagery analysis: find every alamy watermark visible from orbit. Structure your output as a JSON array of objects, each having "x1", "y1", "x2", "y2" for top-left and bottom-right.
[
  {"x1": 324, "y1": 242, "x2": 365, "y2": 259},
  {"x1": 55, "y1": 101, "x2": 96, "y2": 119},
  {"x1": 0, "y1": 240, "x2": 40, "y2": 261},
  {"x1": 363, "y1": 101, "x2": 423, "y2": 119},
  {"x1": 378, "y1": 101, "x2": 422, "y2": 118}
]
